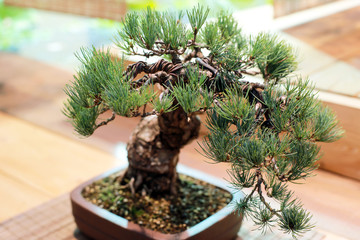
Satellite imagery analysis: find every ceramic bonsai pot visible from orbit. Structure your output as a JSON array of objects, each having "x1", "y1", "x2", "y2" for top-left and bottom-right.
[{"x1": 70, "y1": 164, "x2": 244, "y2": 240}]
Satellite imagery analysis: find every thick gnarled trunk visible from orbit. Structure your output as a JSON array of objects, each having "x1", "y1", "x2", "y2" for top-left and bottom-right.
[{"x1": 125, "y1": 108, "x2": 201, "y2": 194}]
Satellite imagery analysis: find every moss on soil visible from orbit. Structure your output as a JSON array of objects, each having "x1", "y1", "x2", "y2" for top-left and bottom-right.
[{"x1": 82, "y1": 172, "x2": 233, "y2": 234}]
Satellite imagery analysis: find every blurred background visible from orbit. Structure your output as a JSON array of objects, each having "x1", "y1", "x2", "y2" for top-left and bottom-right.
[{"x1": 1, "y1": 0, "x2": 359, "y2": 239}]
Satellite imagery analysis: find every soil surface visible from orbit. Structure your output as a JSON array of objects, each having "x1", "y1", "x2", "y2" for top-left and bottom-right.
[{"x1": 82, "y1": 172, "x2": 233, "y2": 234}]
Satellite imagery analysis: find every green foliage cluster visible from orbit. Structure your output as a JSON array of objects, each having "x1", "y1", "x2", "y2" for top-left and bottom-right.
[
  {"x1": 201, "y1": 80, "x2": 343, "y2": 237},
  {"x1": 250, "y1": 33, "x2": 297, "y2": 83},
  {"x1": 63, "y1": 47, "x2": 156, "y2": 136},
  {"x1": 172, "y1": 65, "x2": 213, "y2": 114},
  {"x1": 63, "y1": 5, "x2": 343, "y2": 237},
  {"x1": 114, "y1": 6, "x2": 193, "y2": 55}
]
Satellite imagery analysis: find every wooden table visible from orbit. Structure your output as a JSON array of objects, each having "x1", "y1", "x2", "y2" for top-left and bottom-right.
[
  {"x1": 0, "y1": 112, "x2": 123, "y2": 221},
  {"x1": 0, "y1": 193, "x2": 324, "y2": 240},
  {"x1": 0, "y1": 111, "x2": 322, "y2": 239},
  {"x1": 0, "y1": 112, "x2": 359, "y2": 239}
]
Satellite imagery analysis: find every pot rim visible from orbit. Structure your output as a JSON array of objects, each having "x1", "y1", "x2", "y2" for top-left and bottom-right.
[{"x1": 70, "y1": 163, "x2": 244, "y2": 238}]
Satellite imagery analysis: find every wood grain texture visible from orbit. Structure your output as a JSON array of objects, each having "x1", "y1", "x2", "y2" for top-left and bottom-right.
[
  {"x1": 0, "y1": 112, "x2": 124, "y2": 221},
  {"x1": 0, "y1": 194, "x2": 77, "y2": 240},
  {"x1": 274, "y1": 0, "x2": 339, "y2": 18},
  {"x1": 0, "y1": 173, "x2": 50, "y2": 222},
  {"x1": 319, "y1": 102, "x2": 360, "y2": 180},
  {"x1": 284, "y1": 6, "x2": 360, "y2": 69}
]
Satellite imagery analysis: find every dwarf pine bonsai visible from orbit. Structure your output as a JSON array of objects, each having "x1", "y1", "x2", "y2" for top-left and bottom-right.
[{"x1": 63, "y1": 5, "x2": 343, "y2": 237}]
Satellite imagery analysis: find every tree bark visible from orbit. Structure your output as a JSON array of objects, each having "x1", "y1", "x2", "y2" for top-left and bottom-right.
[{"x1": 125, "y1": 108, "x2": 201, "y2": 194}]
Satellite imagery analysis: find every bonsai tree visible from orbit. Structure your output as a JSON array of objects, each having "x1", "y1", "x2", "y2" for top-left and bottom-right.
[{"x1": 63, "y1": 5, "x2": 343, "y2": 237}]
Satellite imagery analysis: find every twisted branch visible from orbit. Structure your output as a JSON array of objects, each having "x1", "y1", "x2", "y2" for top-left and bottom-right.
[
  {"x1": 95, "y1": 111, "x2": 116, "y2": 129},
  {"x1": 127, "y1": 59, "x2": 183, "y2": 80}
]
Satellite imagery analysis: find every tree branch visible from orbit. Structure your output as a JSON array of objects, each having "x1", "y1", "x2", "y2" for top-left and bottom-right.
[
  {"x1": 240, "y1": 69, "x2": 260, "y2": 76},
  {"x1": 184, "y1": 47, "x2": 204, "y2": 62},
  {"x1": 95, "y1": 111, "x2": 116, "y2": 129},
  {"x1": 269, "y1": 157, "x2": 288, "y2": 182},
  {"x1": 196, "y1": 57, "x2": 218, "y2": 75},
  {"x1": 239, "y1": 80, "x2": 265, "y2": 90},
  {"x1": 256, "y1": 173, "x2": 282, "y2": 218}
]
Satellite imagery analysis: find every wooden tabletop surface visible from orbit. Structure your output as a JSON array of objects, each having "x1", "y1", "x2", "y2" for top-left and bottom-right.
[
  {"x1": 1, "y1": 111, "x2": 359, "y2": 239},
  {"x1": 0, "y1": 111, "x2": 124, "y2": 221},
  {"x1": 285, "y1": 6, "x2": 360, "y2": 70}
]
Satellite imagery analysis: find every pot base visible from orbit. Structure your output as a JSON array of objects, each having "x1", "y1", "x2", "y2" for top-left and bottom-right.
[{"x1": 70, "y1": 164, "x2": 244, "y2": 240}]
